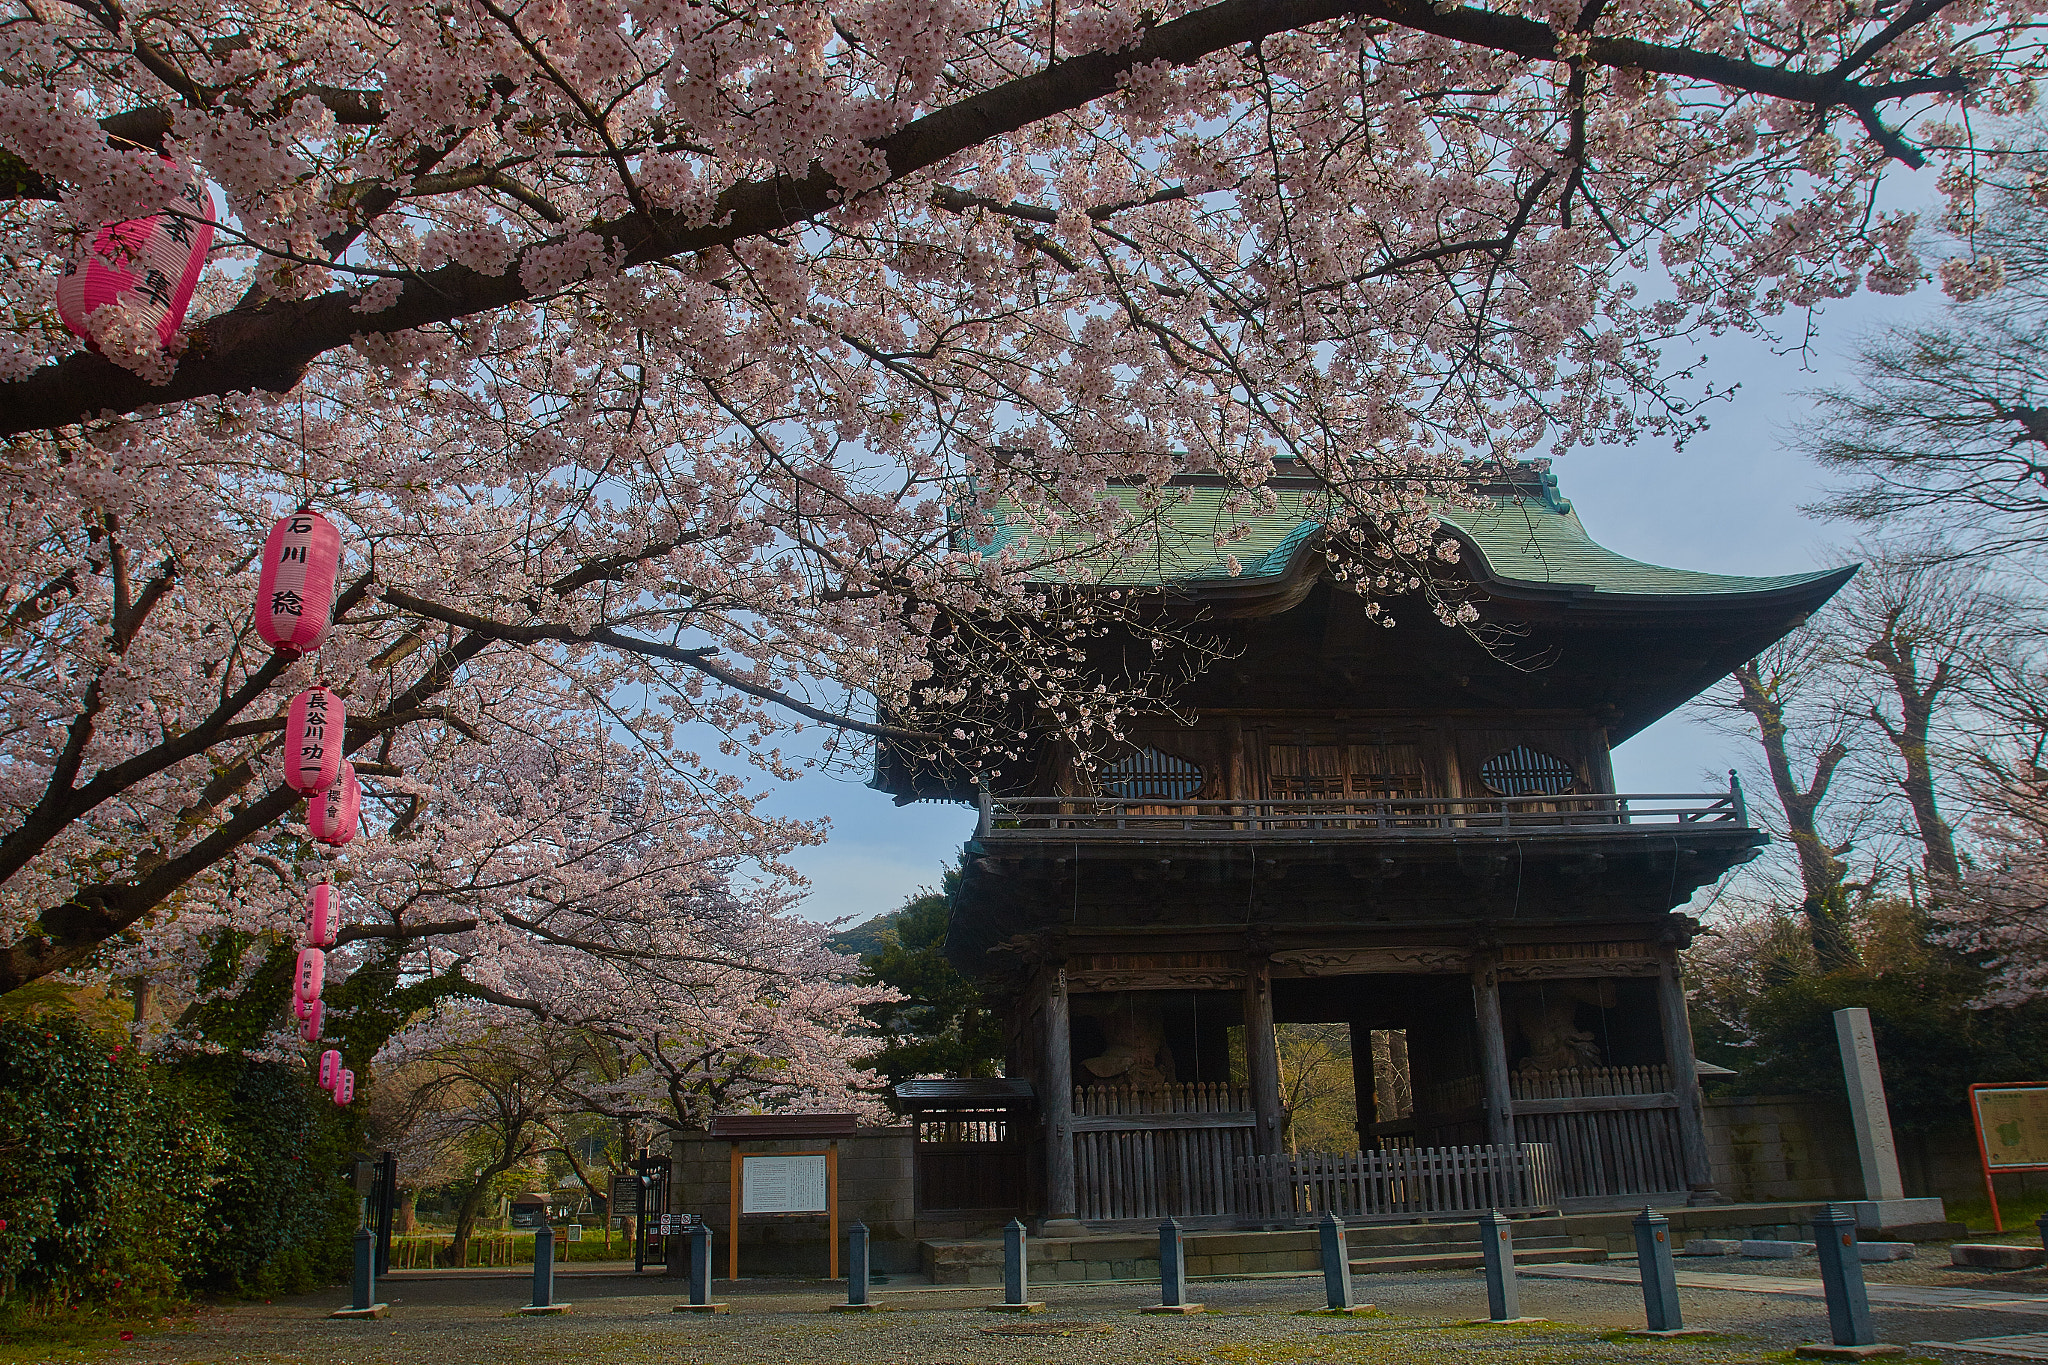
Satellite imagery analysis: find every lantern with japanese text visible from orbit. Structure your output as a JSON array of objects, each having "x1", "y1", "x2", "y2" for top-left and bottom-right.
[
  {"x1": 307, "y1": 883, "x2": 340, "y2": 949},
  {"x1": 318, "y1": 1049, "x2": 342, "y2": 1090},
  {"x1": 255, "y1": 509, "x2": 343, "y2": 653},
  {"x1": 293, "y1": 947, "x2": 325, "y2": 1012},
  {"x1": 301, "y1": 999, "x2": 324, "y2": 1044},
  {"x1": 307, "y1": 761, "x2": 361, "y2": 846},
  {"x1": 283, "y1": 687, "x2": 345, "y2": 794},
  {"x1": 56, "y1": 167, "x2": 216, "y2": 352},
  {"x1": 335, "y1": 1070, "x2": 355, "y2": 1105}
]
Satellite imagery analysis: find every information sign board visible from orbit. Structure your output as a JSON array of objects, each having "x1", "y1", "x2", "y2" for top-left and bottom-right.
[
  {"x1": 741, "y1": 1154, "x2": 829, "y2": 1214},
  {"x1": 1973, "y1": 1085, "x2": 2048, "y2": 1169},
  {"x1": 1969, "y1": 1082, "x2": 2048, "y2": 1230},
  {"x1": 609, "y1": 1174, "x2": 641, "y2": 1215}
]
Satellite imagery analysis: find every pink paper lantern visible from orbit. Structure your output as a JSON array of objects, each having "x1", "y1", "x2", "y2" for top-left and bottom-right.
[
  {"x1": 283, "y1": 687, "x2": 346, "y2": 795},
  {"x1": 293, "y1": 946, "x2": 325, "y2": 1006},
  {"x1": 317, "y1": 1048, "x2": 342, "y2": 1090},
  {"x1": 307, "y1": 761, "x2": 361, "y2": 846},
  {"x1": 55, "y1": 166, "x2": 215, "y2": 352},
  {"x1": 301, "y1": 998, "x2": 323, "y2": 1043},
  {"x1": 336, "y1": 1069, "x2": 355, "y2": 1105},
  {"x1": 307, "y1": 883, "x2": 340, "y2": 948},
  {"x1": 255, "y1": 509, "x2": 343, "y2": 653}
]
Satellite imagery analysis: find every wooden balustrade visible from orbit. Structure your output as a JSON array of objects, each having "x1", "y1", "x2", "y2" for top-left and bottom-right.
[
  {"x1": 978, "y1": 787, "x2": 1747, "y2": 840},
  {"x1": 1240, "y1": 1142, "x2": 1562, "y2": 1221}
]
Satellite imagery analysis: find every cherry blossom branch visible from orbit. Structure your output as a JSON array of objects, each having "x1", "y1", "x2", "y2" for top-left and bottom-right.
[
  {"x1": 376, "y1": 585, "x2": 939, "y2": 742},
  {"x1": 0, "y1": 0, "x2": 1969, "y2": 435}
]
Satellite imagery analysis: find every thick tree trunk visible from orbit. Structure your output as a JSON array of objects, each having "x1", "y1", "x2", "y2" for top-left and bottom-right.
[
  {"x1": 1863, "y1": 630, "x2": 1962, "y2": 891},
  {"x1": 1734, "y1": 662, "x2": 1859, "y2": 969}
]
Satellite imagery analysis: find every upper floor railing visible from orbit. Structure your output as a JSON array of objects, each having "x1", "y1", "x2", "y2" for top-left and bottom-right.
[{"x1": 975, "y1": 774, "x2": 1749, "y2": 841}]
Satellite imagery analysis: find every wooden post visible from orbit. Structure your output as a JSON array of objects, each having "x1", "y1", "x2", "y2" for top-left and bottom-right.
[
  {"x1": 1657, "y1": 957, "x2": 1718, "y2": 1199},
  {"x1": 827, "y1": 1142, "x2": 841, "y2": 1281},
  {"x1": 1043, "y1": 967, "x2": 1078, "y2": 1220},
  {"x1": 1472, "y1": 959, "x2": 1515, "y2": 1149},
  {"x1": 1350, "y1": 1022, "x2": 1377, "y2": 1149},
  {"x1": 1245, "y1": 960, "x2": 1284, "y2": 1157},
  {"x1": 727, "y1": 1146, "x2": 742, "y2": 1282}
]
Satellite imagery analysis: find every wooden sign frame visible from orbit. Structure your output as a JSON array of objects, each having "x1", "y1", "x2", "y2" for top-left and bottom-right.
[
  {"x1": 727, "y1": 1144, "x2": 840, "y2": 1281},
  {"x1": 1969, "y1": 1081, "x2": 2048, "y2": 1231}
]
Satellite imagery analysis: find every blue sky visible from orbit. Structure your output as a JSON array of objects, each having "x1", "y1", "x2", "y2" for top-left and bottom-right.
[{"x1": 770, "y1": 234, "x2": 1952, "y2": 930}]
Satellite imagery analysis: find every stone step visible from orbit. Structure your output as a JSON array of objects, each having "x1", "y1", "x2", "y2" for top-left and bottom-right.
[
  {"x1": 1350, "y1": 1245, "x2": 1608, "y2": 1275},
  {"x1": 1340, "y1": 1234, "x2": 1582, "y2": 1259}
]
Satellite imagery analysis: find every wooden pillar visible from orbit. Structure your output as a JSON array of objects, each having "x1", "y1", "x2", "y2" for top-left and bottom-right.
[
  {"x1": 1350, "y1": 1021, "x2": 1377, "y2": 1150},
  {"x1": 1657, "y1": 956, "x2": 1719, "y2": 1199},
  {"x1": 1042, "y1": 967, "x2": 1077, "y2": 1220},
  {"x1": 1472, "y1": 959, "x2": 1515, "y2": 1149},
  {"x1": 1245, "y1": 960, "x2": 1284, "y2": 1156}
]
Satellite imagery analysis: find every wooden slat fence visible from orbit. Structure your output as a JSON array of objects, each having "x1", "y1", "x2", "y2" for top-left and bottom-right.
[
  {"x1": 1241, "y1": 1143, "x2": 1562, "y2": 1221},
  {"x1": 1402, "y1": 1067, "x2": 1686, "y2": 1200},
  {"x1": 1510, "y1": 1065, "x2": 1684, "y2": 1198},
  {"x1": 1513, "y1": 1106, "x2": 1683, "y2": 1198},
  {"x1": 1510, "y1": 1065, "x2": 1672, "y2": 1100},
  {"x1": 1073, "y1": 1083, "x2": 1254, "y2": 1221}
]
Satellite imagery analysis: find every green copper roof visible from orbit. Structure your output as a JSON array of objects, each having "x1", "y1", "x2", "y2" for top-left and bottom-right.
[
  {"x1": 974, "y1": 469, "x2": 1843, "y2": 599},
  {"x1": 1446, "y1": 497, "x2": 1843, "y2": 597}
]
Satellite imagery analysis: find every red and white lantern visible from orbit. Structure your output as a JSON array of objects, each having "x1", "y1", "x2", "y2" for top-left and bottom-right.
[
  {"x1": 55, "y1": 166, "x2": 216, "y2": 352},
  {"x1": 283, "y1": 687, "x2": 346, "y2": 795},
  {"x1": 307, "y1": 883, "x2": 341, "y2": 949},
  {"x1": 255, "y1": 509, "x2": 343, "y2": 654},
  {"x1": 317, "y1": 1048, "x2": 342, "y2": 1090},
  {"x1": 293, "y1": 946, "x2": 325, "y2": 1008},
  {"x1": 336, "y1": 1069, "x2": 355, "y2": 1105},
  {"x1": 307, "y1": 761, "x2": 361, "y2": 846},
  {"x1": 300, "y1": 999, "x2": 324, "y2": 1043}
]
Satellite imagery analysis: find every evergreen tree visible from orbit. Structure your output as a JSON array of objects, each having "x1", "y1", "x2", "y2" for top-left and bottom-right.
[{"x1": 838, "y1": 857, "x2": 1003, "y2": 1093}]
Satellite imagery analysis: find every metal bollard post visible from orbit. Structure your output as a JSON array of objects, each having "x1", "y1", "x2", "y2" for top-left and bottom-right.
[
  {"x1": 1143, "y1": 1217, "x2": 1204, "y2": 1314},
  {"x1": 328, "y1": 1205, "x2": 388, "y2": 1319},
  {"x1": 1631, "y1": 1208, "x2": 1688, "y2": 1335},
  {"x1": 354, "y1": 1222, "x2": 376, "y2": 1311},
  {"x1": 830, "y1": 1221, "x2": 878, "y2": 1311},
  {"x1": 672, "y1": 1220, "x2": 728, "y2": 1313},
  {"x1": 987, "y1": 1218, "x2": 1044, "y2": 1312},
  {"x1": 517, "y1": 1219, "x2": 572, "y2": 1315},
  {"x1": 1475, "y1": 1210, "x2": 1535, "y2": 1324},
  {"x1": 1809, "y1": 1204, "x2": 1885, "y2": 1350},
  {"x1": 2037, "y1": 1211, "x2": 2048, "y2": 1255},
  {"x1": 1318, "y1": 1211, "x2": 1369, "y2": 1313}
]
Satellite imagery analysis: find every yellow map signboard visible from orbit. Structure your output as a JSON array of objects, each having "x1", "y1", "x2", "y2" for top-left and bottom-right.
[{"x1": 1973, "y1": 1085, "x2": 2048, "y2": 1169}]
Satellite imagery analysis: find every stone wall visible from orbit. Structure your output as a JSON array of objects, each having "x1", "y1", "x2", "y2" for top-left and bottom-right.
[
  {"x1": 1702, "y1": 1094, "x2": 1863, "y2": 1203},
  {"x1": 1702, "y1": 1092, "x2": 2048, "y2": 1207}
]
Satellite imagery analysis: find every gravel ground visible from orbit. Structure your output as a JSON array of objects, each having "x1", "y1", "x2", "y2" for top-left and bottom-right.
[{"x1": 17, "y1": 1264, "x2": 2048, "y2": 1365}]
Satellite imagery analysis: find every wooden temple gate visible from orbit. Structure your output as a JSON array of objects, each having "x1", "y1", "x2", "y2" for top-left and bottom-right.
[{"x1": 907, "y1": 467, "x2": 1854, "y2": 1228}]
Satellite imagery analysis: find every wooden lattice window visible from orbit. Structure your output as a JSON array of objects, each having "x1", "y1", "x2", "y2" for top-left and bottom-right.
[
  {"x1": 1479, "y1": 745, "x2": 1578, "y2": 796},
  {"x1": 1267, "y1": 743, "x2": 1426, "y2": 799},
  {"x1": 1104, "y1": 747, "x2": 1203, "y2": 800}
]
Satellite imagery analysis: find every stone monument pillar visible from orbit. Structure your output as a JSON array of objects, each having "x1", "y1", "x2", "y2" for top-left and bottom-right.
[{"x1": 1832, "y1": 1007, "x2": 1945, "y2": 1231}]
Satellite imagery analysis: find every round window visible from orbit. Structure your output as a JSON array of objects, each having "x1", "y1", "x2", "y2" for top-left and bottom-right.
[{"x1": 1479, "y1": 745, "x2": 1577, "y2": 796}]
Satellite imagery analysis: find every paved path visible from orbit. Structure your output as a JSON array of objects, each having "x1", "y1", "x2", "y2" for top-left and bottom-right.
[
  {"x1": 1922, "y1": 1333, "x2": 2048, "y2": 1361},
  {"x1": 1526, "y1": 1262, "x2": 2048, "y2": 1317}
]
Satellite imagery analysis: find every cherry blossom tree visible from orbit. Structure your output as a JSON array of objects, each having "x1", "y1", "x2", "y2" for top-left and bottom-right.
[
  {"x1": 372, "y1": 878, "x2": 892, "y2": 1261},
  {"x1": 2, "y1": 0, "x2": 2040, "y2": 1003}
]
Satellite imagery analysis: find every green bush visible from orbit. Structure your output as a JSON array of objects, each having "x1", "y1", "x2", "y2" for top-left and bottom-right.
[
  {"x1": 0, "y1": 1015, "x2": 363, "y2": 1321},
  {"x1": 176, "y1": 1054, "x2": 360, "y2": 1298},
  {"x1": 0, "y1": 1018, "x2": 224, "y2": 1314}
]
